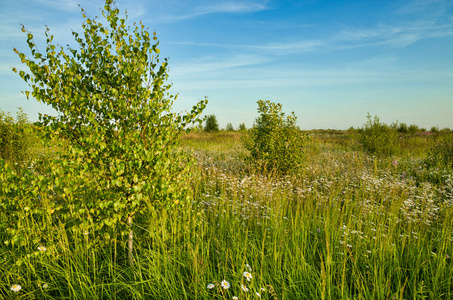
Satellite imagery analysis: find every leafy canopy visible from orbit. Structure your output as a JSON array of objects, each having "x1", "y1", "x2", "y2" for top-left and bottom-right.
[{"x1": 6, "y1": 0, "x2": 206, "y2": 247}]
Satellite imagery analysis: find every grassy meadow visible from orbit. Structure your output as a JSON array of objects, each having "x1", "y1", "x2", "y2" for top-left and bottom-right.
[{"x1": 1, "y1": 129, "x2": 453, "y2": 299}]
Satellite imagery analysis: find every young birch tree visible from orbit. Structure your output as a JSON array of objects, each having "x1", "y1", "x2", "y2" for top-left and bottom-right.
[{"x1": 9, "y1": 0, "x2": 206, "y2": 265}]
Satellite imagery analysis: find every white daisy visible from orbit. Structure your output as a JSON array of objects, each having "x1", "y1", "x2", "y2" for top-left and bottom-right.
[
  {"x1": 221, "y1": 280, "x2": 230, "y2": 289},
  {"x1": 243, "y1": 271, "x2": 252, "y2": 281},
  {"x1": 38, "y1": 246, "x2": 47, "y2": 251},
  {"x1": 241, "y1": 284, "x2": 249, "y2": 292},
  {"x1": 11, "y1": 284, "x2": 21, "y2": 292},
  {"x1": 207, "y1": 283, "x2": 214, "y2": 289}
]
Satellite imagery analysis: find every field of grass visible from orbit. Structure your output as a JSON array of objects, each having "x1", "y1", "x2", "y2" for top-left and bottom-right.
[{"x1": 1, "y1": 130, "x2": 452, "y2": 299}]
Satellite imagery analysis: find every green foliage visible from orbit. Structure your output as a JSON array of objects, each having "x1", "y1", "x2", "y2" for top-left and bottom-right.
[
  {"x1": 426, "y1": 133, "x2": 453, "y2": 169},
  {"x1": 243, "y1": 100, "x2": 306, "y2": 173},
  {"x1": 359, "y1": 113, "x2": 399, "y2": 156},
  {"x1": 0, "y1": 108, "x2": 36, "y2": 164},
  {"x1": 204, "y1": 114, "x2": 219, "y2": 132},
  {"x1": 397, "y1": 122, "x2": 408, "y2": 133},
  {"x1": 225, "y1": 122, "x2": 234, "y2": 131},
  {"x1": 4, "y1": 0, "x2": 206, "y2": 254},
  {"x1": 238, "y1": 122, "x2": 246, "y2": 132},
  {"x1": 408, "y1": 124, "x2": 420, "y2": 134}
]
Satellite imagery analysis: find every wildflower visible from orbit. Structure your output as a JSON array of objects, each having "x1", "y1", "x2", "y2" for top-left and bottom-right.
[
  {"x1": 207, "y1": 283, "x2": 215, "y2": 289},
  {"x1": 392, "y1": 160, "x2": 398, "y2": 167},
  {"x1": 38, "y1": 246, "x2": 46, "y2": 251},
  {"x1": 241, "y1": 284, "x2": 249, "y2": 292},
  {"x1": 260, "y1": 287, "x2": 266, "y2": 291},
  {"x1": 447, "y1": 254, "x2": 450, "y2": 259},
  {"x1": 221, "y1": 280, "x2": 230, "y2": 289},
  {"x1": 233, "y1": 297, "x2": 238, "y2": 300},
  {"x1": 243, "y1": 271, "x2": 252, "y2": 281},
  {"x1": 11, "y1": 284, "x2": 21, "y2": 292},
  {"x1": 256, "y1": 292, "x2": 262, "y2": 297},
  {"x1": 43, "y1": 284, "x2": 48, "y2": 288},
  {"x1": 83, "y1": 231, "x2": 89, "y2": 236}
]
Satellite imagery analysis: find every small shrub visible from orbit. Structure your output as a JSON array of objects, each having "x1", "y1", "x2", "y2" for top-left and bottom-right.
[
  {"x1": 408, "y1": 124, "x2": 420, "y2": 134},
  {"x1": 397, "y1": 122, "x2": 408, "y2": 133},
  {"x1": 430, "y1": 126, "x2": 439, "y2": 133},
  {"x1": 358, "y1": 113, "x2": 399, "y2": 156},
  {"x1": 225, "y1": 122, "x2": 234, "y2": 131},
  {"x1": 238, "y1": 123, "x2": 246, "y2": 132},
  {"x1": 0, "y1": 108, "x2": 35, "y2": 164},
  {"x1": 426, "y1": 133, "x2": 453, "y2": 169},
  {"x1": 204, "y1": 114, "x2": 219, "y2": 132},
  {"x1": 242, "y1": 100, "x2": 307, "y2": 173}
]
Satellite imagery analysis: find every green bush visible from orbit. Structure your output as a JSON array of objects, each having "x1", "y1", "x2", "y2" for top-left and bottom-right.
[
  {"x1": 0, "y1": 108, "x2": 35, "y2": 164},
  {"x1": 225, "y1": 122, "x2": 234, "y2": 131},
  {"x1": 238, "y1": 123, "x2": 247, "y2": 132},
  {"x1": 243, "y1": 100, "x2": 306, "y2": 173},
  {"x1": 204, "y1": 114, "x2": 219, "y2": 132},
  {"x1": 426, "y1": 133, "x2": 453, "y2": 169},
  {"x1": 408, "y1": 124, "x2": 420, "y2": 134},
  {"x1": 358, "y1": 113, "x2": 399, "y2": 156},
  {"x1": 397, "y1": 122, "x2": 408, "y2": 133}
]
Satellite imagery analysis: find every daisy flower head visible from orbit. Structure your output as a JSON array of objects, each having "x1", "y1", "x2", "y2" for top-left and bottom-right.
[
  {"x1": 83, "y1": 230, "x2": 89, "y2": 236},
  {"x1": 241, "y1": 284, "x2": 249, "y2": 292},
  {"x1": 243, "y1": 271, "x2": 252, "y2": 281},
  {"x1": 245, "y1": 264, "x2": 252, "y2": 272},
  {"x1": 11, "y1": 284, "x2": 21, "y2": 292},
  {"x1": 221, "y1": 280, "x2": 230, "y2": 289},
  {"x1": 38, "y1": 246, "x2": 46, "y2": 251},
  {"x1": 233, "y1": 297, "x2": 238, "y2": 300},
  {"x1": 207, "y1": 283, "x2": 215, "y2": 289},
  {"x1": 43, "y1": 284, "x2": 48, "y2": 288},
  {"x1": 256, "y1": 292, "x2": 262, "y2": 297}
]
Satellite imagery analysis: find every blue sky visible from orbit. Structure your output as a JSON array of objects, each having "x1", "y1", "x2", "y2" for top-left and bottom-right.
[{"x1": 1, "y1": 0, "x2": 452, "y2": 129}]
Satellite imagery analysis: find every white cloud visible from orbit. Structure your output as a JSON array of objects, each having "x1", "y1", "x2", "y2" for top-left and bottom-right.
[
  {"x1": 149, "y1": 0, "x2": 269, "y2": 23},
  {"x1": 244, "y1": 40, "x2": 324, "y2": 55},
  {"x1": 198, "y1": 1, "x2": 268, "y2": 14},
  {"x1": 171, "y1": 53, "x2": 270, "y2": 77},
  {"x1": 396, "y1": 0, "x2": 452, "y2": 15},
  {"x1": 332, "y1": 18, "x2": 453, "y2": 49}
]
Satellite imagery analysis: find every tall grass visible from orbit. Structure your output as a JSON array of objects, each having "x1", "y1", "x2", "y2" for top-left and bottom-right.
[{"x1": 1, "y1": 131, "x2": 452, "y2": 299}]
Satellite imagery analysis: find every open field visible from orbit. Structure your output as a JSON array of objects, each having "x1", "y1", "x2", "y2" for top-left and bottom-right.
[{"x1": 1, "y1": 130, "x2": 452, "y2": 299}]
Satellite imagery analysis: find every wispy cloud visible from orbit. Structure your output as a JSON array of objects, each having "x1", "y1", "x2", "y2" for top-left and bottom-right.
[
  {"x1": 151, "y1": 0, "x2": 269, "y2": 23},
  {"x1": 237, "y1": 20, "x2": 315, "y2": 30},
  {"x1": 197, "y1": 1, "x2": 268, "y2": 14},
  {"x1": 171, "y1": 53, "x2": 270, "y2": 77},
  {"x1": 395, "y1": 0, "x2": 452, "y2": 15},
  {"x1": 332, "y1": 18, "x2": 453, "y2": 49},
  {"x1": 32, "y1": 0, "x2": 81, "y2": 12}
]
